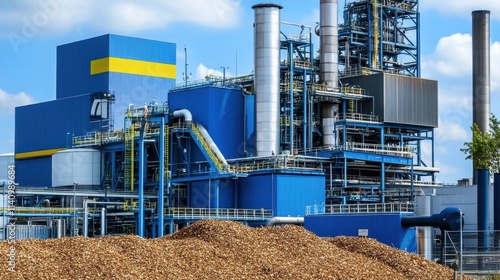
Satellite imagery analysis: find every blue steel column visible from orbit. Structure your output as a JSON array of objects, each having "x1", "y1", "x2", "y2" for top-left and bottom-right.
[
  {"x1": 289, "y1": 41, "x2": 294, "y2": 153},
  {"x1": 138, "y1": 127, "x2": 145, "y2": 237},
  {"x1": 303, "y1": 69, "x2": 308, "y2": 149},
  {"x1": 380, "y1": 127, "x2": 385, "y2": 203},
  {"x1": 111, "y1": 152, "x2": 116, "y2": 190},
  {"x1": 477, "y1": 168, "x2": 489, "y2": 252},
  {"x1": 494, "y1": 173, "x2": 500, "y2": 247},
  {"x1": 158, "y1": 116, "x2": 165, "y2": 237}
]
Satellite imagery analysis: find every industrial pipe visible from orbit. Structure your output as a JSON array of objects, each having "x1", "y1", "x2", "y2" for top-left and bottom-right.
[
  {"x1": 196, "y1": 124, "x2": 229, "y2": 168},
  {"x1": 172, "y1": 109, "x2": 192, "y2": 123},
  {"x1": 401, "y1": 207, "x2": 463, "y2": 231},
  {"x1": 266, "y1": 216, "x2": 304, "y2": 226}
]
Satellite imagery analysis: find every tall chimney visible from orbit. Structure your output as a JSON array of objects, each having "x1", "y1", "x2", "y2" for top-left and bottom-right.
[
  {"x1": 472, "y1": 10, "x2": 490, "y2": 183},
  {"x1": 320, "y1": 0, "x2": 339, "y2": 146},
  {"x1": 252, "y1": 3, "x2": 282, "y2": 156},
  {"x1": 320, "y1": 0, "x2": 338, "y2": 87}
]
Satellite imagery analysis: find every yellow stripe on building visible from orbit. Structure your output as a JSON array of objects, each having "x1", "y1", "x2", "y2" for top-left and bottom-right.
[
  {"x1": 90, "y1": 57, "x2": 176, "y2": 79},
  {"x1": 15, "y1": 148, "x2": 66, "y2": 160}
]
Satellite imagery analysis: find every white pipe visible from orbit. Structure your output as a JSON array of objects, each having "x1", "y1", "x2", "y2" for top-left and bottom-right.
[
  {"x1": 173, "y1": 109, "x2": 192, "y2": 123},
  {"x1": 196, "y1": 124, "x2": 229, "y2": 168},
  {"x1": 266, "y1": 216, "x2": 304, "y2": 226}
]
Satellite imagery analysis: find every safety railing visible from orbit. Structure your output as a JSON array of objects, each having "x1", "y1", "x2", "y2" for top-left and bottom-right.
[
  {"x1": 306, "y1": 203, "x2": 414, "y2": 215},
  {"x1": 339, "y1": 112, "x2": 380, "y2": 122},
  {"x1": 168, "y1": 208, "x2": 273, "y2": 220},
  {"x1": 299, "y1": 142, "x2": 413, "y2": 158},
  {"x1": 72, "y1": 131, "x2": 124, "y2": 147}
]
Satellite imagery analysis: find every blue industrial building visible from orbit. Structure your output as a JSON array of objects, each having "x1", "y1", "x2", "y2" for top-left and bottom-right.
[{"x1": 6, "y1": 0, "x2": 453, "y2": 260}]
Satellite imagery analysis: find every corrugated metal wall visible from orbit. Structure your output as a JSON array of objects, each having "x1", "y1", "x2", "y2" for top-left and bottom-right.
[
  {"x1": 238, "y1": 172, "x2": 325, "y2": 216},
  {"x1": 15, "y1": 157, "x2": 52, "y2": 186},
  {"x1": 189, "y1": 179, "x2": 235, "y2": 208},
  {"x1": 305, "y1": 213, "x2": 417, "y2": 252},
  {"x1": 341, "y1": 73, "x2": 438, "y2": 127}
]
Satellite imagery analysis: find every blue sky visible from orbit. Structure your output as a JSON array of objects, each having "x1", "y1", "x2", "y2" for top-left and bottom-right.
[{"x1": 0, "y1": 0, "x2": 499, "y2": 184}]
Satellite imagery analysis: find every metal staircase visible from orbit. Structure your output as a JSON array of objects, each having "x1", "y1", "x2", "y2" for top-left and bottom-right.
[{"x1": 189, "y1": 123, "x2": 224, "y2": 172}]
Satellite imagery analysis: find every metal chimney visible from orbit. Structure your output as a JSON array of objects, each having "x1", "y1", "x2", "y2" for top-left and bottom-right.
[
  {"x1": 320, "y1": 0, "x2": 338, "y2": 87},
  {"x1": 320, "y1": 0, "x2": 338, "y2": 146},
  {"x1": 472, "y1": 10, "x2": 490, "y2": 133},
  {"x1": 252, "y1": 3, "x2": 282, "y2": 156},
  {"x1": 472, "y1": 10, "x2": 490, "y2": 183}
]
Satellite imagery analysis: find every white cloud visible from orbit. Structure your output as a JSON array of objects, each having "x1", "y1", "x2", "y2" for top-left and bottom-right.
[
  {"x1": 0, "y1": 88, "x2": 36, "y2": 116},
  {"x1": 435, "y1": 118, "x2": 468, "y2": 142},
  {"x1": 195, "y1": 63, "x2": 233, "y2": 80},
  {"x1": 0, "y1": 0, "x2": 243, "y2": 38},
  {"x1": 420, "y1": 0, "x2": 500, "y2": 19},
  {"x1": 422, "y1": 33, "x2": 472, "y2": 78}
]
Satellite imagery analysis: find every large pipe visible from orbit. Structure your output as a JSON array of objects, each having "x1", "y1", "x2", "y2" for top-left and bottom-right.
[
  {"x1": 401, "y1": 207, "x2": 463, "y2": 231},
  {"x1": 266, "y1": 216, "x2": 304, "y2": 226},
  {"x1": 320, "y1": 0, "x2": 338, "y2": 88},
  {"x1": 196, "y1": 124, "x2": 229, "y2": 168},
  {"x1": 252, "y1": 3, "x2": 282, "y2": 156},
  {"x1": 172, "y1": 109, "x2": 192, "y2": 123}
]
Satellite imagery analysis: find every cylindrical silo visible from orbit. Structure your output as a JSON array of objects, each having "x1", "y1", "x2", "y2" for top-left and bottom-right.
[
  {"x1": 320, "y1": 0, "x2": 338, "y2": 88},
  {"x1": 52, "y1": 149, "x2": 101, "y2": 187},
  {"x1": 252, "y1": 3, "x2": 283, "y2": 156}
]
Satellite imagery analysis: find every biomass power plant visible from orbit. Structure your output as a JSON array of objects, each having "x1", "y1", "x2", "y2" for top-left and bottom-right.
[{"x1": 3, "y1": 0, "x2": 500, "y2": 273}]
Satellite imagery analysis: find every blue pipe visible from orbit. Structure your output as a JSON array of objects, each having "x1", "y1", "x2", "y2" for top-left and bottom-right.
[
  {"x1": 138, "y1": 130, "x2": 145, "y2": 237},
  {"x1": 494, "y1": 173, "x2": 500, "y2": 231},
  {"x1": 477, "y1": 168, "x2": 489, "y2": 251},
  {"x1": 158, "y1": 116, "x2": 165, "y2": 237}
]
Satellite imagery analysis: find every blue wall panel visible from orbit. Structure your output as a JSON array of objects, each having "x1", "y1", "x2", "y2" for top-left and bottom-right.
[
  {"x1": 15, "y1": 94, "x2": 99, "y2": 153},
  {"x1": 189, "y1": 179, "x2": 235, "y2": 208},
  {"x1": 109, "y1": 35, "x2": 176, "y2": 64},
  {"x1": 276, "y1": 174, "x2": 325, "y2": 216},
  {"x1": 15, "y1": 157, "x2": 51, "y2": 186},
  {"x1": 244, "y1": 94, "x2": 256, "y2": 156},
  {"x1": 56, "y1": 35, "x2": 110, "y2": 99},
  {"x1": 237, "y1": 174, "x2": 275, "y2": 211},
  {"x1": 304, "y1": 213, "x2": 417, "y2": 252},
  {"x1": 169, "y1": 86, "x2": 246, "y2": 160},
  {"x1": 238, "y1": 172, "x2": 325, "y2": 216}
]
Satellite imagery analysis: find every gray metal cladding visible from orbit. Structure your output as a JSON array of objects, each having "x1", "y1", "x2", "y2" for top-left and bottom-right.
[
  {"x1": 341, "y1": 73, "x2": 438, "y2": 127},
  {"x1": 253, "y1": 4, "x2": 282, "y2": 156}
]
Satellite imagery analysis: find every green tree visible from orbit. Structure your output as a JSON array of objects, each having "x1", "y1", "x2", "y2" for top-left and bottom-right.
[{"x1": 461, "y1": 114, "x2": 500, "y2": 173}]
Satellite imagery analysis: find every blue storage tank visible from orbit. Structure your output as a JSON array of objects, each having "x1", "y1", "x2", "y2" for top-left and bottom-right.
[
  {"x1": 237, "y1": 172, "x2": 325, "y2": 216},
  {"x1": 304, "y1": 213, "x2": 417, "y2": 252},
  {"x1": 169, "y1": 85, "x2": 246, "y2": 160}
]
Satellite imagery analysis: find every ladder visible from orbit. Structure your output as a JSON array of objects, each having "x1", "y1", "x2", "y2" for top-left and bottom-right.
[{"x1": 124, "y1": 117, "x2": 135, "y2": 191}]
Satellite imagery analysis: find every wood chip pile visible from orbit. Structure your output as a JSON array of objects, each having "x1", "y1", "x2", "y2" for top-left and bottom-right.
[{"x1": 0, "y1": 219, "x2": 472, "y2": 280}]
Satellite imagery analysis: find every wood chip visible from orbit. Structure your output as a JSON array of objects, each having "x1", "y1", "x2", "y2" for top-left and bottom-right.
[{"x1": 0, "y1": 220, "x2": 472, "y2": 279}]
